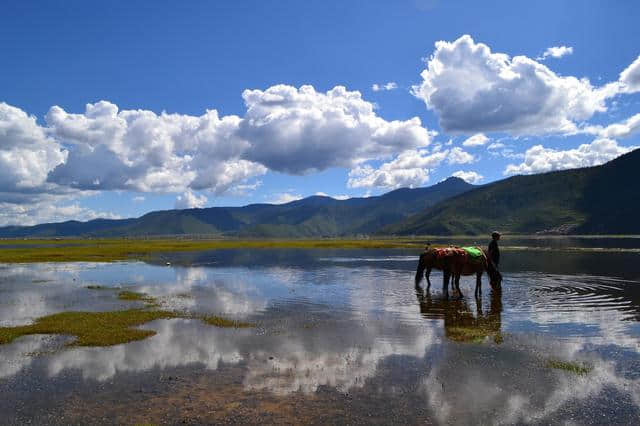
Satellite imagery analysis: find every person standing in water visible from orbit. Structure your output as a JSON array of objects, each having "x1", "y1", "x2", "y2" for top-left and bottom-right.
[{"x1": 488, "y1": 231, "x2": 501, "y2": 269}]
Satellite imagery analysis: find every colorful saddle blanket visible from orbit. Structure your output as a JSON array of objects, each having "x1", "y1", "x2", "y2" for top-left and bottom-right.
[{"x1": 433, "y1": 246, "x2": 483, "y2": 260}]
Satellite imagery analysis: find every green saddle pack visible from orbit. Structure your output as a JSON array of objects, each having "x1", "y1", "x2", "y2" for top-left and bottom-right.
[{"x1": 462, "y1": 246, "x2": 483, "y2": 258}]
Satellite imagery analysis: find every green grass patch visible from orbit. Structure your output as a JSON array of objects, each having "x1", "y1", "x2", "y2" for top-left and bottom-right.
[
  {"x1": 0, "y1": 309, "x2": 254, "y2": 347},
  {"x1": 200, "y1": 315, "x2": 253, "y2": 328},
  {"x1": 0, "y1": 238, "x2": 425, "y2": 263},
  {"x1": 117, "y1": 290, "x2": 161, "y2": 308},
  {"x1": 0, "y1": 309, "x2": 178, "y2": 346},
  {"x1": 546, "y1": 359, "x2": 592, "y2": 375}
]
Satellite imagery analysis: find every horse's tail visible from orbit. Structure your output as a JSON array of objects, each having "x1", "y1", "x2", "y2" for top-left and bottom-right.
[{"x1": 415, "y1": 253, "x2": 426, "y2": 285}]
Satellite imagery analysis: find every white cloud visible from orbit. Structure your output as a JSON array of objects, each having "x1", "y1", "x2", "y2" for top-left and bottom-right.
[
  {"x1": 0, "y1": 200, "x2": 120, "y2": 226},
  {"x1": 239, "y1": 85, "x2": 434, "y2": 174},
  {"x1": 487, "y1": 142, "x2": 506, "y2": 150},
  {"x1": 174, "y1": 189, "x2": 208, "y2": 209},
  {"x1": 347, "y1": 145, "x2": 475, "y2": 190},
  {"x1": 504, "y1": 138, "x2": 636, "y2": 175},
  {"x1": 452, "y1": 170, "x2": 483, "y2": 184},
  {"x1": 0, "y1": 102, "x2": 68, "y2": 192},
  {"x1": 538, "y1": 45, "x2": 573, "y2": 60},
  {"x1": 412, "y1": 35, "x2": 615, "y2": 135},
  {"x1": 268, "y1": 192, "x2": 303, "y2": 204},
  {"x1": 45, "y1": 101, "x2": 266, "y2": 194},
  {"x1": 315, "y1": 192, "x2": 350, "y2": 200},
  {"x1": 584, "y1": 113, "x2": 640, "y2": 139},
  {"x1": 448, "y1": 146, "x2": 475, "y2": 164},
  {"x1": 620, "y1": 55, "x2": 640, "y2": 93},
  {"x1": 132, "y1": 196, "x2": 145, "y2": 203},
  {"x1": 347, "y1": 149, "x2": 449, "y2": 190},
  {"x1": 372, "y1": 82, "x2": 398, "y2": 92},
  {"x1": 462, "y1": 133, "x2": 489, "y2": 147},
  {"x1": 227, "y1": 180, "x2": 262, "y2": 196}
]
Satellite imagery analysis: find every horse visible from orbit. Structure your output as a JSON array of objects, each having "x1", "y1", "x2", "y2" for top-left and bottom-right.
[{"x1": 415, "y1": 246, "x2": 501, "y2": 299}]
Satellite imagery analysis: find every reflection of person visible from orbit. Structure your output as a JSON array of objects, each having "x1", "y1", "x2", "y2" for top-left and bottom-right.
[{"x1": 488, "y1": 231, "x2": 501, "y2": 267}]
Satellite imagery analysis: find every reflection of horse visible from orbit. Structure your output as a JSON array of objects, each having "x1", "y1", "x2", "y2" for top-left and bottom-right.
[
  {"x1": 415, "y1": 287, "x2": 503, "y2": 343},
  {"x1": 414, "y1": 246, "x2": 501, "y2": 298}
]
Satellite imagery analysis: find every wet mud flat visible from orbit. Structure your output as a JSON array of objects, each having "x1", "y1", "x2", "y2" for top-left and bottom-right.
[{"x1": 1, "y1": 246, "x2": 640, "y2": 424}]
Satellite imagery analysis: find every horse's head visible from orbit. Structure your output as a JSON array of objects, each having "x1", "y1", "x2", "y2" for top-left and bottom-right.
[{"x1": 415, "y1": 248, "x2": 436, "y2": 286}]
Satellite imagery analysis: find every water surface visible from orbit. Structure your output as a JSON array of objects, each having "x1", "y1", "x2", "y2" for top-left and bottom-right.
[{"x1": 1, "y1": 243, "x2": 639, "y2": 424}]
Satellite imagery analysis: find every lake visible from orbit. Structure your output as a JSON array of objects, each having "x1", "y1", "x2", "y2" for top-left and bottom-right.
[{"x1": 1, "y1": 242, "x2": 639, "y2": 424}]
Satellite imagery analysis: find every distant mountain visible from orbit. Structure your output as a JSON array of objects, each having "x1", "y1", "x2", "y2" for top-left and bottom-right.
[
  {"x1": 0, "y1": 177, "x2": 474, "y2": 238},
  {"x1": 385, "y1": 148, "x2": 640, "y2": 235}
]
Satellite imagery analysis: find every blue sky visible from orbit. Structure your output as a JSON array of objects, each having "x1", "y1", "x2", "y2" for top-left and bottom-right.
[{"x1": 1, "y1": 0, "x2": 639, "y2": 224}]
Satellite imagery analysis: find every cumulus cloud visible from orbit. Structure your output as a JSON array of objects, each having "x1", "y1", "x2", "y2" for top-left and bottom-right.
[
  {"x1": 413, "y1": 35, "x2": 615, "y2": 135},
  {"x1": 462, "y1": 133, "x2": 489, "y2": 147},
  {"x1": 174, "y1": 189, "x2": 208, "y2": 209},
  {"x1": 620, "y1": 55, "x2": 640, "y2": 93},
  {"x1": 538, "y1": 45, "x2": 573, "y2": 60},
  {"x1": 504, "y1": 138, "x2": 636, "y2": 175},
  {"x1": 45, "y1": 101, "x2": 266, "y2": 194},
  {"x1": 584, "y1": 113, "x2": 640, "y2": 139},
  {"x1": 372, "y1": 82, "x2": 398, "y2": 92},
  {"x1": 239, "y1": 85, "x2": 434, "y2": 174},
  {"x1": 452, "y1": 170, "x2": 483, "y2": 184},
  {"x1": 347, "y1": 148, "x2": 452, "y2": 190},
  {"x1": 448, "y1": 146, "x2": 475, "y2": 164},
  {"x1": 0, "y1": 102, "x2": 67, "y2": 192}
]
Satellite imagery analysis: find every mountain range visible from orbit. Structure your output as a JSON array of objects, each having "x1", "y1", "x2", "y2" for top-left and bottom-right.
[
  {"x1": 2, "y1": 148, "x2": 639, "y2": 238},
  {"x1": 387, "y1": 147, "x2": 640, "y2": 235},
  {"x1": 0, "y1": 176, "x2": 473, "y2": 238}
]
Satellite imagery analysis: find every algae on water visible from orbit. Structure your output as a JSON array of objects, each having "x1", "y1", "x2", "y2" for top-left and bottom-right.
[{"x1": 546, "y1": 359, "x2": 592, "y2": 375}]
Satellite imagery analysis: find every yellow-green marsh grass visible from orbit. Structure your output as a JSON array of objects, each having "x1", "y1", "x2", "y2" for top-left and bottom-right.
[
  {"x1": 546, "y1": 359, "x2": 592, "y2": 375},
  {"x1": 0, "y1": 310, "x2": 179, "y2": 347},
  {"x1": 0, "y1": 310, "x2": 254, "y2": 347},
  {"x1": 0, "y1": 238, "x2": 424, "y2": 263},
  {"x1": 201, "y1": 315, "x2": 254, "y2": 328}
]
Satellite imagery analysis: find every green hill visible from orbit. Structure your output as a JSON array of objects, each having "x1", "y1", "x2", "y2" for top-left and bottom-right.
[
  {"x1": 386, "y1": 148, "x2": 640, "y2": 235},
  {"x1": 0, "y1": 177, "x2": 473, "y2": 238}
]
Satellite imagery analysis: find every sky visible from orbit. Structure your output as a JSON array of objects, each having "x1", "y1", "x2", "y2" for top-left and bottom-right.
[{"x1": 1, "y1": 0, "x2": 640, "y2": 225}]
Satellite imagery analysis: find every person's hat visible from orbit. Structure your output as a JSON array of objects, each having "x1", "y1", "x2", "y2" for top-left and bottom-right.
[{"x1": 491, "y1": 231, "x2": 501, "y2": 237}]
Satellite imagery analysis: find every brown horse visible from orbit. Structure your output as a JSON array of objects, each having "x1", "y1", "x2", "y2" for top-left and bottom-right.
[{"x1": 415, "y1": 246, "x2": 501, "y2": 299}]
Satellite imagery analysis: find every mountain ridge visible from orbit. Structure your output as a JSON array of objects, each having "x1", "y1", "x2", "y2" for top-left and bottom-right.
[
  {"x1": 0, "y1": 177, "x2": 474, "y2": 238},
  {"x1": 385, "y1": 148, "x2": 640, "y2": 235}
]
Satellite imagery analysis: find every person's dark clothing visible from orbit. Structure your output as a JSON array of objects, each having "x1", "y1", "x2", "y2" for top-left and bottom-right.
[{"x1": 488, "y1": 240, "x2": 500, "y2": 266}]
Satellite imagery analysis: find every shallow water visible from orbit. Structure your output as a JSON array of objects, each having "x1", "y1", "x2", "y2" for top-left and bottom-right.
[{"x1": 1, "y1": 244, "x2": 640, "y2": 424}]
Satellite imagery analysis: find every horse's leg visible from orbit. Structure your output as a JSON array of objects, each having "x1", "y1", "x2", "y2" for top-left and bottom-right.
[
  {"x1": 443, "y1": 270, "x2": 450, "y2": 299},
  {"x1": 426, "y1": 267, "x2": 432, "y2": 291},
  {"x1": 475, "y1": 271, "x2": 482, "y2": 297},
  {"x1": 455, "y1": 273, "x2": 463, "y2": 299}
]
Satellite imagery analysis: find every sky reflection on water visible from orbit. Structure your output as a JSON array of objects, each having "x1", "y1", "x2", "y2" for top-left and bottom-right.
[{"x1": 1, "y1": 247, "x2": 639, "y2": 424}]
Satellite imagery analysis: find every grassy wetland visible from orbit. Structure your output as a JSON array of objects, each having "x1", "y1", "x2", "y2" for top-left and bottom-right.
[
  {"x1": 2, "y1": 235, "x2": 639, "y2": 263},
  {"x1": 1, "y1": 241, "x2": 639, "y2": 423},
  {"x1": 0, "y1": 237, "x2": 425, "y2": 263}
]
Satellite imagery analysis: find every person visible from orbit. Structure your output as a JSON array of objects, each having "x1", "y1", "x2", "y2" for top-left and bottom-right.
[{"x1": 488, "y1": 231, "x2": 501, "y2": 268}]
